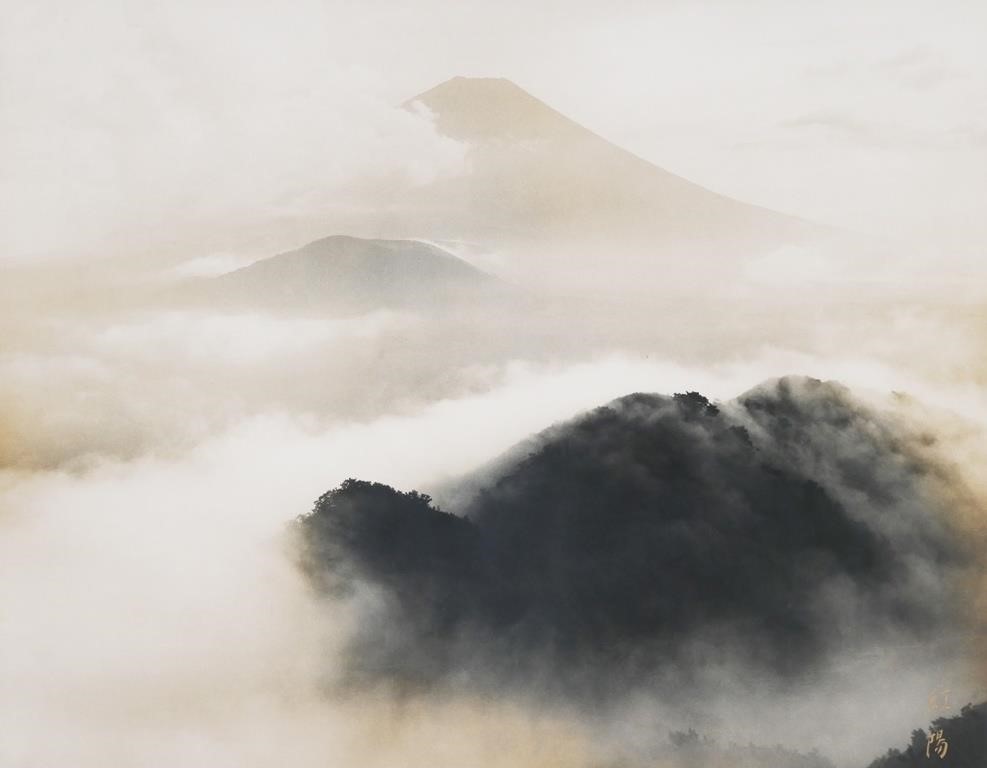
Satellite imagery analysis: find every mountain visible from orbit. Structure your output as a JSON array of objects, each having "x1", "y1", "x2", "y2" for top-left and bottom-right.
[
  {"x1": 297, "y1": 377, "x2": 975, "y2": 695},
  {"x1": 403, "y1": 76, "x2": 590, "y2": 143},
  {"x1": 184, "y1": 234, "x2": 501, "y2": 313},
  {"x1": 336, "y1": 76, "x2": 828, "y2": 290}
]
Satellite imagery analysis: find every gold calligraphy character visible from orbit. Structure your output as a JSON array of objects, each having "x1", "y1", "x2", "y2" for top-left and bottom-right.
[{"x1": 926, "y1": 729, "x2": 948, "y2": 760}]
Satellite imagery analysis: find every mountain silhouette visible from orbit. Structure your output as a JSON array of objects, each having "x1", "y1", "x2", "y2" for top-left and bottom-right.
[
  {"x1": 348, "y1": 76, "x2": 829, "y2": 289},
  {"x1": 403, "y1": 77, "x2": 589, "y2": 143},
  {"x1": 297, "y1": 377, "x2": 974, "y2": 694},
  {"x1": 184, "y1": 234, "x2": 500, "y2": 313}
]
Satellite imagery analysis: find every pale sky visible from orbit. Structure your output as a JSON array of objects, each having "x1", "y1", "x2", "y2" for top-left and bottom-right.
[{"x1": 2, "y1": 0, "x2": 985, "y2": 261}]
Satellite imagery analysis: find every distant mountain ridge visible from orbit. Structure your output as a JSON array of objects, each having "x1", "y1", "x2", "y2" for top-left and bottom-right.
[
  {"x1": 187, "y1": 234, "x2": 500, "y2": 312},
  {"x1": 385, "y1": 76, "x2": 828, "y2": 288},
  {"x1": 403, "y1": 77, "x2": 590, "y2": 143}
]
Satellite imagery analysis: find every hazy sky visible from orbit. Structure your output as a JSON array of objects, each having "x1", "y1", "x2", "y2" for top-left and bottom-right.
[{"x1": 2, "y1": 0, "x2": 985, "y2": 261}]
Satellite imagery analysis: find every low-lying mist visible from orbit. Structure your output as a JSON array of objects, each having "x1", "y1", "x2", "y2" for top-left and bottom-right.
[
  {"x1": 2, "y1": 307, "x2": 987, "y2": 765},
  {"x1": 2, "y1": 216, "x2": 987, "y2": 768},
  {"x1": 3, "y1": 249, "x2": 987, "y2": 471}
]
